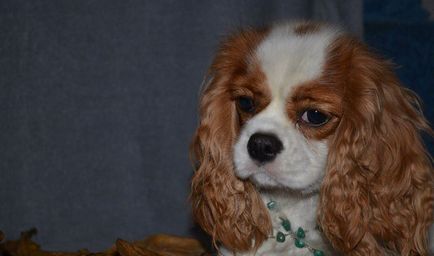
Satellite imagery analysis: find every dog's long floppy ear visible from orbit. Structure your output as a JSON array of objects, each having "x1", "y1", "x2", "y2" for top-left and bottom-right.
[
  {"x1": 190, "y1": 31, "x2": 272, "y2": 252},
  {"x1": 318, "y1": 38, "x2": 433, "y2": 255}
]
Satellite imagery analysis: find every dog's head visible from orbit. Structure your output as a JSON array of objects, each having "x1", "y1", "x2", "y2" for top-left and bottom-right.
[{"x1": 190, "y1": 22, "x2": 433, "y2": 254}]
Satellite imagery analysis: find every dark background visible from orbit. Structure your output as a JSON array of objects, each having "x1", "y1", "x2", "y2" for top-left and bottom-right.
[{"x1": 0, "y1": 0, "x2": 432, "y2": 252}]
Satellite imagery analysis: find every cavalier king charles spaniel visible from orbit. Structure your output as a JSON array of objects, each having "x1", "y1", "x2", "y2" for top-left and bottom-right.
[{"x1": 190, "y1": 22, "x2": 433, "y2": 255}]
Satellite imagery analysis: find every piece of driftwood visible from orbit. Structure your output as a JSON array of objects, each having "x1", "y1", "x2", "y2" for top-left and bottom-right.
[{"x1": 0, "y1": 229, "x2": 209, "y2": 256}]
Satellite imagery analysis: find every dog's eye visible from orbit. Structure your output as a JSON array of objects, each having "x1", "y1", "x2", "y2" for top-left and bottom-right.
[
  {"x1": 300, "y1": 109, "x2": 329, "y2": 127},
  {"x1": 237, "y1": 96, "x2": 255, "y2": 113}
]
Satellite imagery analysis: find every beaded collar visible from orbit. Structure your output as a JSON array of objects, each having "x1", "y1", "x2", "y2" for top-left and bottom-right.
[{"x1": 266, "y1": 200, "x2": 325, "y2": 256}]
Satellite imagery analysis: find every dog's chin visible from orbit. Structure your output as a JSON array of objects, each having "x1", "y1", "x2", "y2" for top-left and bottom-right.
[
  {"x1": 249, "y1": 172, "x2": 282, "y2": 188},
  {"x1": 239, "y1": 169, "x2": 322, "y2": 194}
]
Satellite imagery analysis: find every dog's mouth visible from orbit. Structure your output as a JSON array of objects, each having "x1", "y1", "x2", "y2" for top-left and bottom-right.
[
  {"x1": 248, "y1": 169, "x2": 282, "y2": 188},
  {"x1": 237, "y1": 162, "x2": 324, "y2": 194},
  {"x1": 239, "y1": 163, "x2": 294, "y2": 189}
]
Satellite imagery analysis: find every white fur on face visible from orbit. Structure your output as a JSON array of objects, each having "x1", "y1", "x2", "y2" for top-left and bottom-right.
[
  {"x1": 233, "y1": 102, "x2": 329, "y2": 192},
  {"x1": 233, "y1": 24, "x2": 340, "y2": 193}
]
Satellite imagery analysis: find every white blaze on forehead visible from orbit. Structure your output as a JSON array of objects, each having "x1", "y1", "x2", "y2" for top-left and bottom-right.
[{"x1": 255, "y1": 24, "x2": 341, "y2": 98}]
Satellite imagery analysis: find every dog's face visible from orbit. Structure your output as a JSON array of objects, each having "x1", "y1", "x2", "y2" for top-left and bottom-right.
[
  {"x1": 191, "y1": 22, "x2": 433, "y2": 254},
  {"x1": 233, "y1": 25, "x2": 341, "y2": 192}
]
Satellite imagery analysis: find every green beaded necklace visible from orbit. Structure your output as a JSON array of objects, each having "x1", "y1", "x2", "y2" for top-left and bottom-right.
[{"x1": 266, "y1": 200, "x2": 325, "y2": 256}]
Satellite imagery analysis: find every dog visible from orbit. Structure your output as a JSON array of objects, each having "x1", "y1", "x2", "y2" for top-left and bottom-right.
[{"x1": 190, "y1": 22, "x2": 433, "y2": 255}]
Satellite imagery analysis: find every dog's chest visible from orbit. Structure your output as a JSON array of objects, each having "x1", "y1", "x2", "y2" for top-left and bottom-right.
[
  {"x1": 220, "y1": 193, "x2": 334, "y2": 256},
  {"x1": 255, "y1": 193, "x2": 329, "y2": 255}
]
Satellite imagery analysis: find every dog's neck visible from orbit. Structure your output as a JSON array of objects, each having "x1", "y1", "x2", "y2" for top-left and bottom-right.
[
  {"x1": 259, "y1": 188, "x2": 319, "y2": 232},
  {"x1": 257, "y1": 189, "x2": 335, "y2": 255},
  {"x1": 219, "y1": 189, "x2": 333, "y2": 256}
]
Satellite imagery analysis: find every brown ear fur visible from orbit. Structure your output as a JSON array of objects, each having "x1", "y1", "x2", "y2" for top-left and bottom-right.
[
  {"x1": 190, "y1": 30, "x2": 272, "y2": 252},
  {"x1": 318, "y1": 38, "x2": 434, "y2": 255}
]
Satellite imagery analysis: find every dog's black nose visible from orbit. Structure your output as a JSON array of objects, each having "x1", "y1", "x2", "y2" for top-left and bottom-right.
[{"x1": 247, "y1": 133, "x2": 283, "y2": 163}]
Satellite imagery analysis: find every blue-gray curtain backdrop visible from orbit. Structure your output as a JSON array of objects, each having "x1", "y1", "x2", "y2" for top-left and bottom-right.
[{"x1": 0, "y1": 0, "x2": 362, "y2": 251}]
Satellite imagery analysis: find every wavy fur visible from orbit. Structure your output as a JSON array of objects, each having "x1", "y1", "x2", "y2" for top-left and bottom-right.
[
  {"x1": 318, "y1": 37, "x2": 433, "y2": 255},
  {"x1": 190, "y1": 30, "x2": 272, "y2": 251}
]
